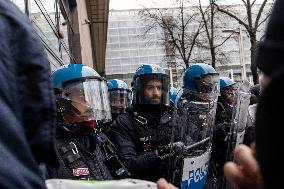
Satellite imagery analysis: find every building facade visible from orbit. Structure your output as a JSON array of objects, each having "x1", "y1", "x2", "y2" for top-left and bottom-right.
[
  {"x1": 106, "y1": 4, "x2": 271, "y2": 86},
  {"x1": 105, "y1": 9, "x2": 167, "y2": 85},
  {"x1": 11, "y1": 0, "x2": 109, "y2": 75}
]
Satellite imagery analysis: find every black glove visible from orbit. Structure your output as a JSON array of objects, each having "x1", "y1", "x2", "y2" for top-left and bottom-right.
[
  {"x1": 156, "y1": 145, "x2": 171, "y2": 160},
  {"x1": 170, "y1": 141, "x2": 185, "y2": 154},
  {"x1": 156, "y1": 142, "x2": 185, "y2": 160}
]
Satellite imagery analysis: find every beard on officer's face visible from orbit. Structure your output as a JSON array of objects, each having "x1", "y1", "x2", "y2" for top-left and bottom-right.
[{"x1": 148, "y1": 96, "x2": 161, "y2": 104}]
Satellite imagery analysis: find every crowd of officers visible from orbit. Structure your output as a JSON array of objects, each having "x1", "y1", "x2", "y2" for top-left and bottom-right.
[{"x1": 44, "y1": 62, "x2": 258, "y2": 189}]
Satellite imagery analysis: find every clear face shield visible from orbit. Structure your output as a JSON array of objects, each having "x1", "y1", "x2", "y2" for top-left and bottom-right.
[
  {"x1": 184, "y1": 73, "x2": 220, "y2": 102},
  {"x1": 222, "y1": 84, "x2": 238, "y2": 106},
  {"x1": 56, "y1": 77, "x2": 112, "y2": 123},
  {"x1": 109, "y1": 89, "x2": 132, "y2": 113},
  {"x1": 133, "y1": 74, "x2": 170, "y2": 106}
]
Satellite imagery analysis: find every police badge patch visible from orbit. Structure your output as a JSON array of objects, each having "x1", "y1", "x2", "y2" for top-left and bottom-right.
[{"x1": 73, "y1": 168, "x2": 90, "y2": 177}]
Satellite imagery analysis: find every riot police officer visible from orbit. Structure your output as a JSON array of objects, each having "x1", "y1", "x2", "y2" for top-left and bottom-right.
[
  {"x1": 209, "y1": 77, "x2": 237, "y2": 187},
  {"x1": 107, "y1": 64, "x2": 172, "y2": 182},
  {"x1": 46, "y1": 63, "x2": 130, "y2": 180},
  {"x1": 211, "y1": 77, "x2": 251, "y2": 189},
  {"x1": 215, "y1": 77, "x2": 238, "y2": 124},
  {"x1": 107, "y1": 79, "x2": 132, "y2": 120},
  {"x1": 170, "y1": 63, "x2": 219, "y2": 189}
]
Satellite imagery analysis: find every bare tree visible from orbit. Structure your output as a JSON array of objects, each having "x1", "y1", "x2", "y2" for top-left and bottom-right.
[
  {"x1": 139, "y1": 0, "x2": 203, "y2": 69},
  {"x1": 213, "y1": 0, "x2": 273, "y2": 84},
  {"x1": 197, "y1": 0, "x2": 234, "y2": 68}
]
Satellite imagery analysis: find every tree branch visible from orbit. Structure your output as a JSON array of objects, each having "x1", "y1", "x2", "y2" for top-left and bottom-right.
[
  {"x1": 257, "y1": 11, "x2": 271, "y2": 28},
  {"x1": 241, "y1": 0, "x2": 247, "y2": 7},
  {"x1": 213, "y1": 2, "x2": 250, "y2": 31},
  {"x1": 251, "y1": 0, "x2": 257, "y2": 7},
  {"x1": 186, "y1": 21, "x2": 203, "y2": 63},
  {"x1": 254, "y1": 0, "x2": 268, "y2": 29},
  {"x1": 214, "y1": 32, "x2": 235, "y2": 48}
]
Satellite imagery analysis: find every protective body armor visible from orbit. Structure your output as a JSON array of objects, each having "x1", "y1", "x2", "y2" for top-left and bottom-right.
[
  {"x1": 47, "y1": 124, "x2": 130, "y2": 180},
  {"x1": 106, "y1": 106, "x2": 173, "y2": 182},
  {"x1": 132, "y1": 111, "x2": 173, "y2": 152}
]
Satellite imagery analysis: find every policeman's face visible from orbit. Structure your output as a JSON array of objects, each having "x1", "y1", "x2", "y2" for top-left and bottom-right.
[
  {"x1": 111, "y1": 97, "x2": 124, "y2": 108},
  {"x1": 63, "y1": 88, "x2": 92, "y2": 119},
  {"x1": 223, "y1": 87, "x2": 237, "y2": 105},
  {"x1": 144, "y1": 80, "x2": 162, "y2": 104}
]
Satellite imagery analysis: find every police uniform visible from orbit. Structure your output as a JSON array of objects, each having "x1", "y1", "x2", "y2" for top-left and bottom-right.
[
  {"x1": 47, "y1": 122, "x2": 114, "y2": 180},
  {"x1": 107, "y1": 106, "x2": 172, "y2": 182},
  {"x1": 48, "y1": 64, "x2": 130, "y2": 181}
]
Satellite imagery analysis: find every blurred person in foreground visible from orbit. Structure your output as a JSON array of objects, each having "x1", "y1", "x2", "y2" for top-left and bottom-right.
[
  {"x1": 0, "y1": 1, "x2": 57, "y2": 188},
  {"x1": 224, "y1": 0, "x2": 284, "y2": 188}
]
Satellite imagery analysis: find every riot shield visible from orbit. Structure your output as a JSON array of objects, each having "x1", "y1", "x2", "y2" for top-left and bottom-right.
[
  {"x1": 247, "y1": 103, "x2": 257, "y2": 127},
  {"x1": 168, "y1": 92, "x2": 218, "y2": 189},
  {"x1": 229, "y1": 80, "x2": 251, "y2": 155},
  {"x1": 222, "y1": 80, "x2": 251, "y2": 189}
]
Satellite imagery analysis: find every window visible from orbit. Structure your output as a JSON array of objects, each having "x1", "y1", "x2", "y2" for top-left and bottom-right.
[
  {"x1": 119, "y1": 28, "x2": 128, "y2": 35},
  {"x1": 109, "y1": 36, "x2": 119, "y2": 43},
  {"x1": 129, "y1": 50, "x2": 139, "y2": 57},
  {"x1": 120, "y1": 43, "x2": 129, "y2": 48},
  {"x1": 140, "y1": 57, "x2": 149, "y2": 63},
  {"x1": 128, "y1": 28, "x2": 137, "y2": 34},
  {"x1": 128, "y1": 42, "x2": 138, "y2": 48},
  {"x1": 119, "y1": 36, "x2": 128, "y2": 43},
  {"x1": 128, "y1": 35, "x2": 137, "y2": 42},
  {"x1": 109, "y1": 29, "x2": 118, "y2": 35},
  {"x1": 120, "y1": 51, "x2": 129, "y2": 58},
  {"x1": 118, "y1": 21, "x2": 128, "y2": 27}
]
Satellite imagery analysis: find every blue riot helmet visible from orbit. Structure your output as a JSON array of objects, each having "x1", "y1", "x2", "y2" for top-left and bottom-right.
[
  {"x1": 169, "y1": 87, "x2": 178, "y2": 106},
  {"x1": 52, "y1": 63, "x2": 111, "y2": 124},
  {"x1": 183, "y1": 63, "x2": 219, "y2": 101},
  {"x1": 219, "y1": 76, "x2": 238, "y2": 105},
  {"x1": 220, "y1": 77, "x2": 236, "y2": 92},
  {"x1": 132, "y1": 64, "x2": 170, "y2": 106},
  {"x1": 107, "y1": 79, "x2": 132, "y2": 113}
]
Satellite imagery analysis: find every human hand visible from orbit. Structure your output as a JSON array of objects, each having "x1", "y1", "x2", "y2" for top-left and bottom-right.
[
  {"x1": 156, "y1": 142, "x2": 184, "y2": 160},
  {"x1": 223, "y1": 143, "x2": 262, "y2": 189},
  {"x1": 157, "y1": 178, "x2": 178, "y2": 189}
]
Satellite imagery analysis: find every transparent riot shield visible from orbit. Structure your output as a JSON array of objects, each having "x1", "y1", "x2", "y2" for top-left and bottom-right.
[
  {"x1": 222, "y1": 81, "x2": 251, "y2": 189},
  {"x1": 168, "y1": 92, "x2": 218, "y2": 189},
  {"x1": 247, "y1": 103, "x2": 257, "y2": 127},
  {"x1": 229, "y1": 80, "x2": 251, "y2": 155}
]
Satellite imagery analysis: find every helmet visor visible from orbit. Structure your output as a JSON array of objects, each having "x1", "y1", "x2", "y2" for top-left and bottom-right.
[
  {"x1": 109, "y1": 90, "x2": 132, "y2": 113},
  {"x1": 194, "y1": 73, "x2": 219, "y2": 93},
  {"x1": 133, "y1": 74, "x2": 170, "y2": 106},
  {"x1": 57, "y1": 78, "x2": 111, "y2": 123},
  {"x1": 222, "y1": 84, "x2": 238, "y2": 105},
  {"x1": 183, "y1": 74, "x2": 219, "y2": 102}
]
